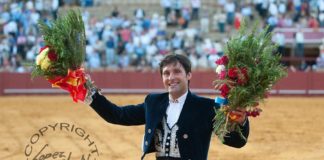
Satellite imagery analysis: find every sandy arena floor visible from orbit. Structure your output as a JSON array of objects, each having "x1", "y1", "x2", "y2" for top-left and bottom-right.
[{"x1": 0, "y1": 95, "x2": 324, "y2": 160}]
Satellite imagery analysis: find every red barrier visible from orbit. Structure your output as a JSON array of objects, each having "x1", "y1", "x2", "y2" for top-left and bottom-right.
[
  {"x1": 0, "y1": 71, "x2": 324, "y2": 95},
  {"x1": 0, "y1": 73, "x2": 3, "y2": 95}
]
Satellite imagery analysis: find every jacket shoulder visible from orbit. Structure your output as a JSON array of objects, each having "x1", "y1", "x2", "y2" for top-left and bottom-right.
[
  {"x1": 146, "y1": 92, "x2": 168, "y2": 100},
  {"x1": 191, "y1": 93, "x2": 214, "y2": 105}
]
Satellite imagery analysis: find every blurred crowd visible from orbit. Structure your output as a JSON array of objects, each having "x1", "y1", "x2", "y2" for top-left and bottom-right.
[{"x1": 1, "y1": 0, "x2": 324, "y2": 73}]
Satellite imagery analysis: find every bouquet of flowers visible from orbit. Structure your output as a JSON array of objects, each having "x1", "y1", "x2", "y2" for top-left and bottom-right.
[
  {"x1": 213, "y1": 21, "x2": 287, "y2": 142},
  {"x1": 32, "y1": 10, "x2": 88, "y2": 102}
]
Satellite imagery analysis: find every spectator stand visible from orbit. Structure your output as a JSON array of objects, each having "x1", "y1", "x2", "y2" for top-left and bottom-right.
[{"x1": 272, "y1": 27, "x2": 324, "y2": 71}]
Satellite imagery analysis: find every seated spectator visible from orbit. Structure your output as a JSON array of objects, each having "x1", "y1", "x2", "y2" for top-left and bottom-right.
[
  {"x1": 180, "y1": 6, "x2": 190, "y2": 29},
  {"x1": 86, "y1": 42, "x2": 101, "y2": 70},
  {"x1": 315, "y1": 39, "x2": 324, "y2": 71},
  {"x1": 266, "y1": 15, "x2": 278, "y2": 33},
  {"x1": 171, "y1": 31, "x2": 184, "y2": 51},
  {"x1": 1, "y1": 0, "x2": 324, "y2": 73},
  {"x1": 172, "y1": 0, "x2": 182, "y2": 19},
  {"x1": 319, "y1": 12, "x2": 324, "y2": 27},
  {"x1": 316, "y1": 54, "x2": 324, "y2": 71},
  {"x1": 151, "y1": 13, "x2": 160, "y2": 28},
  {"x1": 196, "y1": 53, "x2": 208, "y2": 69},
  {"x1": 268, "y1": 2, "x2": 279, "y2": 17},
  {"x1": 118, "y1": 52, "x2": 130, "y2": 69},
  {"x1": 191, "y1": 0, "x2": 201, "y2": 20},
  {"x1": 282, "y1": 14, "x2": 293, "y2": 27},
  {"x1": 307, "y1": 15, "x2": 319, "y2": 29},
  {"x1": 166, "y1": 10, "x2": 177, "y2": 26},
  {"x1": 200, "y1": 11, "x2": 210, "y2": 34},
  {"x1": 241, "y1": 3, "x2": 253, "y2": 20},
  {"x1": 146, "y1": 41, "x2": 158, "y2": 63},
  {"x1": 273, "y1": 31, "x2": 286, "y2": 56},
  {"x1": 111, "y1": 6, "x2": 119, "y2": 17},
  {"x1": 234, "y1": 12, "x2": 242, "y2": 30},
  {"x1": 278, "y1": 1, "x2": 287, "y2": 15},
  {"x1": 294, "y1": 29, "x2": 304, "y2": 58},
  {"x1": 224, "y1": 0, "x2": 235, "y2": 25},
  {"x1": 160, "y1": 0, "x2": 171, "y2": 19},
  {"x1": 213, "y1": 9, "x2": 226, "y2": 33},
  {"x1": 188, "y1": 51, "x2": 198, "y2": 69},
  {"x1": 134, "y1": 8, "x2": 145, "y2": 20}
]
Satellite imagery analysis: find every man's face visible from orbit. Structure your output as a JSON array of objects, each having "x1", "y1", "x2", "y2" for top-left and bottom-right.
[{"x1": 162, "y1": 62, "x2": 192, "y2": 99}]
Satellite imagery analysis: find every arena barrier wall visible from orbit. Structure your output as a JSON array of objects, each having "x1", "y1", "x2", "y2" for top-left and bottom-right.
[{"x1": 0, "y1": 71, "x2": 324, "y2": 96}]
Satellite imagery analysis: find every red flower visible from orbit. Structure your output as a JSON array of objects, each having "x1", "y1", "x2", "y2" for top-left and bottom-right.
[
  {"x1": 240, "y1": 67, "x2": 248, "y2": 76},
  {"x1": 219, "y1": 70, "x2": 227, "y2": 79},
  {"x1": 220, "y1": 84, "x2": 230, "y2": 97},
  {"x1": 237, "y1": 67, "x2": 248, "y2": 85},
  {"x1": 228, "y1": 67, "x2": 238, "y2": 79},
  {"x1": 228, "y1": 67, "x2": 249, "y2": 85},
  {"x1": 215, "y1": 56, "x2": 229, "y2": 65},
  {"x1": 246, "y1": 108, "x2": 262, "y2": 117},
  {"x1": 237, "y1": 79, "x2": 246, "y2": 85},
  {"x1": 47, "y1": 50, "x2": 58, "y2": 61}
]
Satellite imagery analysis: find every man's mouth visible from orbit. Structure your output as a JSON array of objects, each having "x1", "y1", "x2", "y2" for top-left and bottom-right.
[{"x1": 169, "y1": 82, "x2": 179, "y2": 88}]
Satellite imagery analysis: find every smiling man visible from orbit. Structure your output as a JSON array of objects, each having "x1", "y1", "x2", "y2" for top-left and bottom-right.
[
  {"x1": 88, "y1": 54, "x2": 249, "y2": 160},
  {"x1": 160, "y1": 55, "x2": 191, "y2": 101}
]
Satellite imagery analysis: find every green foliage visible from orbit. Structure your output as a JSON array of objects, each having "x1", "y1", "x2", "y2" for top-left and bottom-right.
[
  {"x1": 225, "y1": 23, "x2": 286, "y2": 109},
  {"x1": 31, "y1": 9, "x2": 86, "y2": 79},
  {"x1": 213, "y1": 21, "x2": 287, "y2": 141},
  {"x1": 213, "y1": 108, "x2": 228, "y2": 142}
]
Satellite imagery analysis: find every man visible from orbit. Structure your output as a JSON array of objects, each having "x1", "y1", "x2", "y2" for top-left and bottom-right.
[{"x1": 88, "y1": 54, "x2": 249, "y2": 159}]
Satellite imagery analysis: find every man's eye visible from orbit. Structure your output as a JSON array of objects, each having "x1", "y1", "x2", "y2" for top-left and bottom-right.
[
  {"x1": 163, "y1": 72, "x2": 169, "y2": 76},
  {"x1": 174, "y1": 70, "x2": 181, "y2": 73}
]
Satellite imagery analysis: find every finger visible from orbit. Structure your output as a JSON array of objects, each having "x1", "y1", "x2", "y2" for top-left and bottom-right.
[
  {"x1": 229, "y1": 112, "x2": 246, "y2": 124},
  {"x1": 235, "y1": 108, "x2": 247, "y2": 113},
  {"x1": 231, "y1": 110, "x2": 246, "y2": 116}
]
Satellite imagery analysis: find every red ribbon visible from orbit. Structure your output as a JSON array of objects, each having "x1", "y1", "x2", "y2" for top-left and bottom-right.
[{"x1": 47, "y1": 68, "x2": 87, "y2": 102}]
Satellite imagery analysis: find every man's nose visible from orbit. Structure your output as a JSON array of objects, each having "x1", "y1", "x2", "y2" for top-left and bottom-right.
[{"x1": 168, "y1": 72, "x2": 175, "y2": 80}]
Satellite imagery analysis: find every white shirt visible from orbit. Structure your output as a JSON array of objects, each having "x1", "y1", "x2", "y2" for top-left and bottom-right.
[
  {"x1": 191, "y1": 0, "x2": 201, "y2": 8},
  {"x1": 278, "y1": 3, "x2": 286, "y2": 14},
  {"x1": 160, "y1": 0, "x2": 171, "y2": 8},
  {"x1": 3, "y1": 21, "x2": 17, "y2": 35},
  {"x1": 26, "y1": 1, "x2": 34, "y2": 10},
  {"x1": 295, "y1": 32, "x2": 304, "y2": 43},
  {"x1": 268, "y1": 3, "x2": 278, "y2": 16},
  {"x1": 225, "y1": 2, "x2": 235, "y2": 13},
  {"x1": 166, "y1": 91, "x2": 188, "y2": 128},
  {"x1": 319, "y1": 0, "x2": 324, "y2": 12},
  {"x1": 52, "y1": 0, "x2": 59, "y2": 10},
  {"x1": 274, "y1": 32, "x2": 285, "y2": 46}
]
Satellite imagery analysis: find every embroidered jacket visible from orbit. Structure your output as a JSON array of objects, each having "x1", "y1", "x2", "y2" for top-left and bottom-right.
[{"x1": 90, "y1": 91, "x2": 249, "y2": 160}]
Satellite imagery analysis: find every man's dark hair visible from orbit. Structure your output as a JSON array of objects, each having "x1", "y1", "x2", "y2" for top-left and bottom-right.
[{"x1": 159, "y1": 54, "x2": 192, "y2": 75}]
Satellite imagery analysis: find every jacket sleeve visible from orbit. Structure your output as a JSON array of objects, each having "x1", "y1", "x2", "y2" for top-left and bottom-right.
[
  {"x1": 89, "y1": 92, "x2": 146, "y2": 126},
  {"x1": 223, "y1": 119, "x2": 250, "y2": 148}
]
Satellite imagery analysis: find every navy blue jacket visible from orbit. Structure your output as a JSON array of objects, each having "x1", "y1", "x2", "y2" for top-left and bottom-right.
[{"x1": 90, "y1": 91, "x2": 249, "y2": 160}]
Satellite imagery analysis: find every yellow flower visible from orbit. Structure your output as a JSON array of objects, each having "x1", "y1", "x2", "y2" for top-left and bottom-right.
[
  {"x1": 40, "y1": 58, "x2": 51, "y2": 70},
  {"x1": 36, "y1": 48, "x2": 48, "y2": 65},
  {"x1": 36, "y1": 47, "x2": 51, "y2": 70}
]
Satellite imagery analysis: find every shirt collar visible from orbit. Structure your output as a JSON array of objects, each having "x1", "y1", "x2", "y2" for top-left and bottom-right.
[{"x1": 169, "y1": 91, "x2": 188, "y2": 104}]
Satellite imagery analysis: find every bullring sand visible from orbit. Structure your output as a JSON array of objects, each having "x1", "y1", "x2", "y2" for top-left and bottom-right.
[{"x1": 0, "y1": 95, "x2": 323, "y2": 160}]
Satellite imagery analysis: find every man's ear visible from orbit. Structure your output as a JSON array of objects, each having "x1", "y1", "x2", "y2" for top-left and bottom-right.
[{"x1": 187, "y1": 72, "x2": 192, "y2": 80}]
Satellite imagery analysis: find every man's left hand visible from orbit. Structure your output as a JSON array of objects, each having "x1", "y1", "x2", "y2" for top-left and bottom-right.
[{"x1": 229, "y1": 108, "x2": 247, "y2": 125}]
